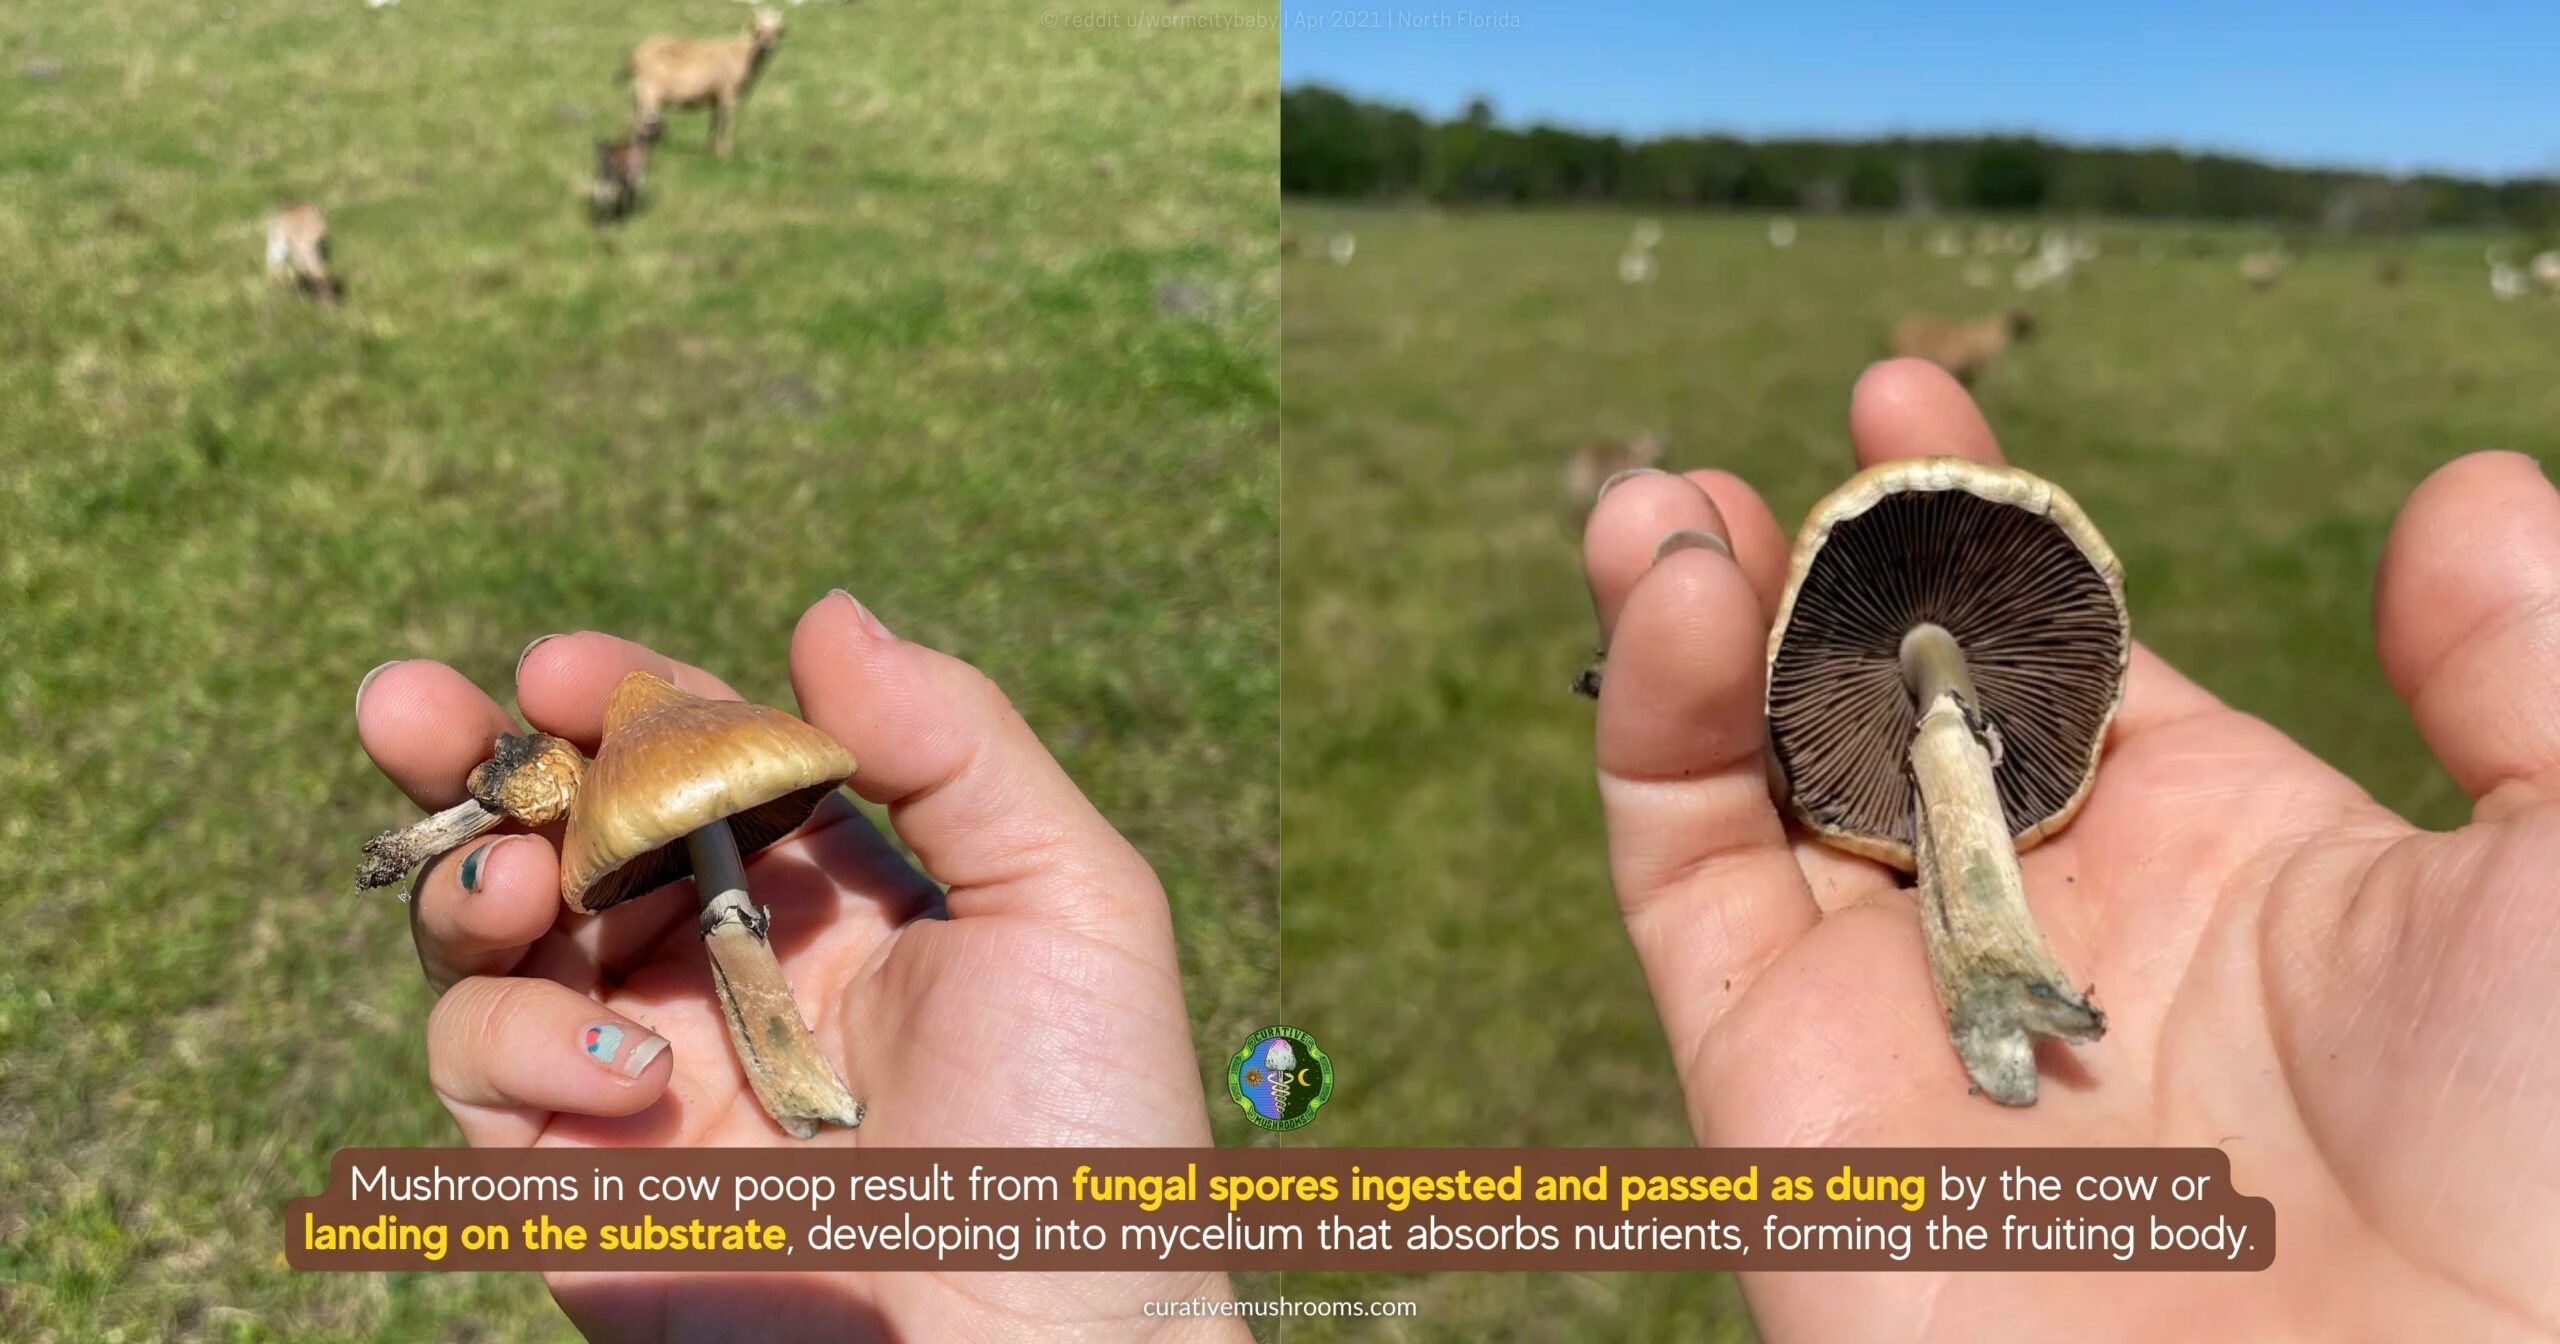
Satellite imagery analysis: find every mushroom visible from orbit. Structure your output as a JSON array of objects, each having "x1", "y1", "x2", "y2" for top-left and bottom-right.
[
  {"x1": 355, "y1": 670, "x2": 865, "y2": 1138},
  {"x1": 357, "y1": 731, "x2": 588, "y2": 892},
  {"x1": 1764, "y1": 458, "x2": 2128, "y2": 1105},
  {"x1": 560, "y1": 671, "x2": 864, "y2": 1138}
]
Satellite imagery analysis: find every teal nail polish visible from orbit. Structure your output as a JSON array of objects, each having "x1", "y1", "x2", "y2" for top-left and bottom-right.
[
  {"x1": 459, "y1": 840, "x2": 501, "y2": 893},
  {"x1": 582, "y1": 1023, "x2": 626, "y2": 1064}
]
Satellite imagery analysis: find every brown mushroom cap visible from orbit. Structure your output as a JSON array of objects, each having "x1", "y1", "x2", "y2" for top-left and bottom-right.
[
  {"x1": 1764, "y1": 458, "x2": 2128, "y2": 869},
  {"x1": 559, "y1": 671, "x2": 855, "y2": 913}
]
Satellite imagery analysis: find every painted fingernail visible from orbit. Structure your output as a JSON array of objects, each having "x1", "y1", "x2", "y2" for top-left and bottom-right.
[
  {"x1": 1597, "y1": 467, "x2": 1665, "y2": 501},
  {"x1": 515, "y1": 634, "x2": 560, "y2": 681},
  {"x1": 356, "y1": 660, "x2": 401, "y2": 721},
  {"x1": 829, "y1": 589, "x2": 894, "y2": 640},
  {"x1": 582, "y1": 1023, "x2": 669, "y2": 1078},
  {"x1": 457, "y1": 837, "x2": 513, "y2": 893},
  {"x1": 1653, "y1": 527, "x2": 1733, "y2": 565}
]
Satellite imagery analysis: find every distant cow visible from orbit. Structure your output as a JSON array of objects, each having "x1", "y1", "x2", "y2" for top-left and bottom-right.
[
  {"x1": 1890, "y1": 310, "x2": 2035, "y2": 386},
  {"x1": 626, "y1": 9, "x2": 784, "y2": 157},
  {"x1": 265, "y1": 203, "x2": 338, "y2": 304},
  {"x1": 590, "y1": 135, "x2": 650, "y2": 223}
]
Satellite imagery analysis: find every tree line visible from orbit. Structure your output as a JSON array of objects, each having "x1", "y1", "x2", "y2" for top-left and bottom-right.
[{"x1": 1282, "y1": 85, "x2": 2560, "y2": 232}]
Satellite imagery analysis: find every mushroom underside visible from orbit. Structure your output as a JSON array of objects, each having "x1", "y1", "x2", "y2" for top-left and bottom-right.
[
  {"x1": 1769, "y1": 486, "x2": 2124, "y2": 853},
  {"x1": 567, "y1": 782, "x2": 840, "y2": 914}
]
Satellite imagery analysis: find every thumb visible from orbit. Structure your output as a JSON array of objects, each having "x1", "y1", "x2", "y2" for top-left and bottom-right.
[
  {"x1": 2374, "y1": 451, "x2": 2560, "y2": 818},
  {"x1": 786, "y1": 591, "x2": 1170, "y2": 933}
]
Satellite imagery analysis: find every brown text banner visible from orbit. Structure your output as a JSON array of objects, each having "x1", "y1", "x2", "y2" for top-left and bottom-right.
[{"x1": 285, "y1": 1147, "x2": 2274, "y2": 1273}]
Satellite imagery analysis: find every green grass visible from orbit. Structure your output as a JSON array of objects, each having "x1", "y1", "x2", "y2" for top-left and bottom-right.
[
  {"x1": 0, "y1": 1, "x2": 1276, "y2": 1337},
  {"x1": 1277, "y1": 205, "x2": 2559, "y2": 1338}
]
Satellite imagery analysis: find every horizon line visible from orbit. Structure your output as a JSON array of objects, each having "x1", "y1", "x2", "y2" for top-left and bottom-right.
[{"x1": 1288, "y1": 81, "x2": 2560, "y2": 188}]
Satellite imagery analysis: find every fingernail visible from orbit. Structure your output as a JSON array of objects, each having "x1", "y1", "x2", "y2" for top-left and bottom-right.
[
  {"x1": 830, "y1": 589, "x2": 894, "y2": 640},
  {"x1": 356, "y1": 660, "x2": 401, "y2": 721},
  {"x1": 622, "y1": 1033, "x2": 670, "y2": 1077},
  {"x1": 1653, "y1": 527, "x2": 1732, "y2": 565},
  {"x1": 1597, "y1": 467, "x2": 1664, "y2": 502},
  {"x1": 457, "y1": 837, "x2": 515, "y2": 893},
  {"x1": 515, "y1": 633, "x2": 560, "y2": 681},
  {"x1": 582, "y1": 1022, "x2": 668, "y2": 1078}
]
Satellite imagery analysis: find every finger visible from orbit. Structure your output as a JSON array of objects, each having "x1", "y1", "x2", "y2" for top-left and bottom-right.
[
  {"x1": 514, "y1": 631, "x2": 744, "y2": 752},
  {"x1": 356, "y1": 660, "x2": 519, "y2": 809},
  {"x1": 427, "y1": 976, "x2": 674, "y2": 1147},
  {"x1": 1584, "y1": 470, "x2": 1727, "y2": 648},
  {"x1": 1848, "y1": 358, "x2": 2006, "y2": 467},
  {"x1": 1684, "y1": 469, "x2": 1791, "y2": 612},
  {"x1": 1596, "y1": 538, "x2": 1821, "y2": 1064},
  {"x1": 789, "y1": 591, "x2": 1168, "y2": 929},
  {"x1": 2375, "y1": 451, "x2": 2560, "y2": 814},
  {"x1": 409, "y1": 834, "x2": 564, "y2": 992}
]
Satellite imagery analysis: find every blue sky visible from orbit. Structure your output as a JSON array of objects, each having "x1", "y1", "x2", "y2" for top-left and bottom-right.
[{"x1": 1278, "y1": 1, "x2": 2560, "y2": 178}]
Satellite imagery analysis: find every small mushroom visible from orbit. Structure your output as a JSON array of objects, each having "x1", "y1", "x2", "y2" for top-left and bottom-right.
[
  {"x1": 356, "y1": 731, "x2": 587, "y2": 892},
  {"x1": 1764, "y1": 458, "x2": 2128, "y2": 1105},
  {"x1": 561, "y1": 671, "x2": 864, "y2": 1138}
]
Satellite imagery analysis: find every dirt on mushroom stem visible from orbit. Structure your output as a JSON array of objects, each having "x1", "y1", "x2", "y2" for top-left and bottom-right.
[
  {"x1": 685, "y1": 820, "x2": 864, "y2": 1138},
  {"x1": 1902, "y1": 622, "x2": 2105, "y2": 1105}
]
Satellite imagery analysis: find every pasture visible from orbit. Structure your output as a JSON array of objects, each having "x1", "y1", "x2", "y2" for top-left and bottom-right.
[
  {"x1": 0, "y1": 0, "x2": 1276, "y2": 1337},
  {"x1": 1278, "y1": 204, "x2": 2558, "y2": 1338}
]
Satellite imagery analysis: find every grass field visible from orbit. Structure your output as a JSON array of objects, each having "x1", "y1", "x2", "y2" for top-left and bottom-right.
[
  {"x1": 1277, "y1": 204, "x2": 2560, "y2": 1338},
  {"x1": 0, "y1": 1, "x2": 1276, "y2": 1337}
]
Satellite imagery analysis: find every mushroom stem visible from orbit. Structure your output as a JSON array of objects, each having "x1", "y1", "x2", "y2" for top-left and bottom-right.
[
  {"x1": 683, "y1": 820, "x2": 865, "y2": 1138},
  {"x1": 358, "y1": 801, "x2": 504, "y2": 896},
  {"x1": 1900, "y1": 623, "x2": 2104, "y2": 1106}
]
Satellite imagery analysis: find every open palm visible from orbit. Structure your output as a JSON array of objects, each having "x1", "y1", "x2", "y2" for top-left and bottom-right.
[
  {"x1": 357, "y1": 594, "x2": 1243, "y2": 1343},
  {"x1": 1582, "y1": 360, "x2": 2560, "y2": 1342}
]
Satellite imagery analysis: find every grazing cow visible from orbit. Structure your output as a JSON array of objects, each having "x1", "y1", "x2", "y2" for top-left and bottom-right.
[
  {"x1": 1890, "y1": 310, "x2": 2036, "y2": 386},
  {"x1": 626, "y1": 9, "x2": 784, "y2": 157},
  {"x1": 590, "y1": 134, "x2": 650, "y2": 223},
  {"x1": 265, "y1": 202, "x2": 338, "y2": 304}
]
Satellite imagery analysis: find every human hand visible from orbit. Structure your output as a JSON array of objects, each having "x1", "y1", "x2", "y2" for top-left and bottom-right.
[
  {"x1": 1580, "y1": 359, "x2": 2560, "y2": 1341},
  {"x1": 356, "y1": 592, "x2": 1244, "y2": 1343}
]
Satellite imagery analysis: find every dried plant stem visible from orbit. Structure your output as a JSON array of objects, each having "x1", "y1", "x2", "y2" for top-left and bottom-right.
[
  {"x1": 686, "y1": 822, "x2": 865, "y2": 1139},
  {"x1": 1902, "y1": 623, "x2": 2104, "y2": 1106}
]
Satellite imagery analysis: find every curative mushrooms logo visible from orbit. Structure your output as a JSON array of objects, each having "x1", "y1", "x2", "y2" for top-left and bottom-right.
[{"x1": 1228, "y1": 1025, "x2": 1332, "y2": 1132}]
